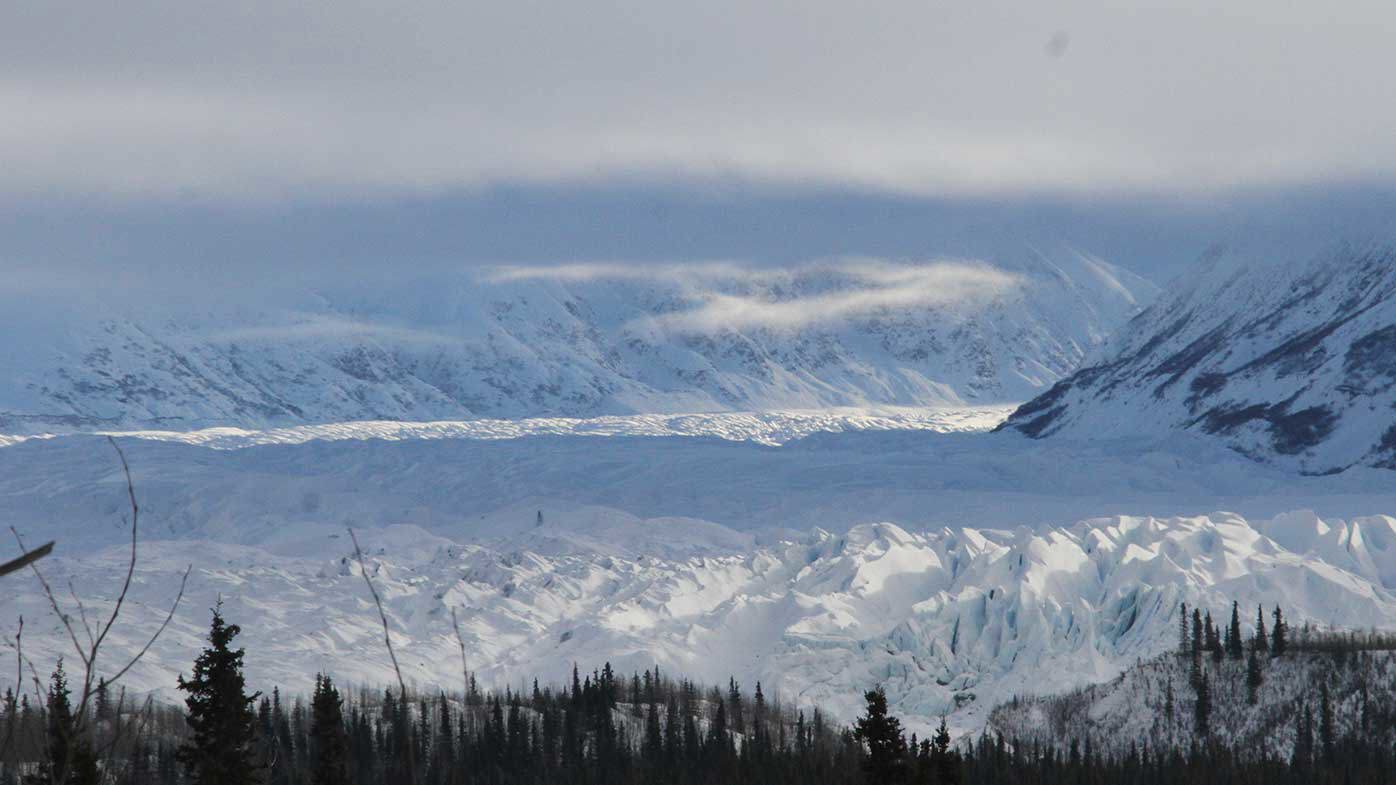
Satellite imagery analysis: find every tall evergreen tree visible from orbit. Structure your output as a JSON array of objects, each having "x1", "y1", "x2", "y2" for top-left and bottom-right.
[
  {"x1": 177, "y1": 604, "x2": 262, "y2": 785},
  {"x1": 1207, "y1": 612, "x2": 1224, "y2": 664},
  {"x1": 35, "y1": 660, "x2": 99, "y2": 785},
  {"x1": 1317, "y1": 681, "x2": 1335, "y2": 766},
  {"x1": 853, "y1": 687, "x2": 905, "y2": 785},
  {"x1": 1271, "y1": 606, "x2": 1287, "y2": 656},
  {"x1": 931, "y1": 716, "x2": 958, "y2": 785},
  {"x1": 1253, "y1": 605, "x2": 1268, "y2": 653},
  {"x1": 643, "y1": 697, "x2": 662, "y2": 767},
  {"x1": 1226, "y1": 602, "x2": 1244, "y2": 659},
  {"x1": 309, "y1": 675, "x2": 350, "y2": 785},
  {"x1": 1192, "y1": 670, "x2": 1211, "y2": 739},
  {"x1": 1292, "y1": 702, "x2": 1313, "y2": 771},
  {"x1": 727, "y1": 679, "x2": 744, "y2": 736},
  {"x1": 93, "y1": 678, "x2": 111, "y2": 723},
  {"x1": 1177, "y1": 602, "x2": 1189, "y2": 656},
  {"x1": 1245, "y1": 650, "x2": 1263, "y2": 704}
]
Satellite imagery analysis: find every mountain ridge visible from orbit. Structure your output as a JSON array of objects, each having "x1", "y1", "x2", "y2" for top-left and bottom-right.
[
  {"x1": 0, "y1": 255, "x2": 1154, "y2": 433},
  {"x1": 1000, "y1": 247, "x2": 1396, "y2": 473}
]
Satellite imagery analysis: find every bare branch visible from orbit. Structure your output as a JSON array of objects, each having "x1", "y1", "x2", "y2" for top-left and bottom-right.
[
  {"x1": 451, "y1": 606, "x2": 470, "y2": 698},
  {"x1": 10, "y1": 527, "x2": 86, "y2": 667},
  {"x1": 68, "y1": 579, "x2": 96, "y2": 650},
  {"x1": 348, "y1": 527, "x2": 417, "y2": 785},
  {"x1": 10, "y1": 439, "x2": 188, "y2": 784},
  {"x1": 348, "y1": 528, "x2": 407, "y2": 695},
  {"x1": 89, "y1": 437, "x2": 141, "y2": 659},
  {"x1": 101, "y1": 564, "x2": 191, "y2": 689},
  {"x1": 0, "y1": 540, "x2": 53, "y2": 578}
]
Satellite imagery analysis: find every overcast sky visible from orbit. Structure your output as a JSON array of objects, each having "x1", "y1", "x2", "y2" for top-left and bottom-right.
[{"x1": 3, "y1": 0, "x2": 1395, "y2": 285}]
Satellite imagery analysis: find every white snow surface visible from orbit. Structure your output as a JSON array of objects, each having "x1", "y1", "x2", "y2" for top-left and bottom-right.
[
  {"x1": 9, "y1": 508, "x2": 1396, "y2": 741},
  {"x1": 0, "y1": 405, "x2": 1013, "y2": 450},
  {"x1": 1002, "y1": 247, "x2": 1396, "y2": 473},
  {"x1": 0, "y1": 255, "x2": 1154, "y2": 432},
  {"x1": 1, "y1": 413, "x2": 1395, "y2": 740}
]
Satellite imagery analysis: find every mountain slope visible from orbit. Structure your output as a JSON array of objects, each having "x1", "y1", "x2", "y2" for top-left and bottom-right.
[
  {"x1": 990, "y1": 639, "x2": 1396, "y2": 761},
  {"x1": 9, "y1": 510, "x2": 1396, "y2": 739},
  {"x1": 1000, "y1": 247, "x2": 1396, "y2": 473},
  {"x1": 0, "y1": 255, "x2": 1153, "y2": 433}
]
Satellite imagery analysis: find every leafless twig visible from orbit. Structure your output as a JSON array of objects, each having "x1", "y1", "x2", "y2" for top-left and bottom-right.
[
  {"x1": 11, "y1": 438, "x2": 190, "y2": 784},
  {"x1": 451, "y1": 606, "x2": 470, "y2": 698},
  {"x1": 0, "y1": 541, "x2": 53, "y2": 579},
  {"x1": 348, "y1": 527, "x2": 418, "y2": 785}
]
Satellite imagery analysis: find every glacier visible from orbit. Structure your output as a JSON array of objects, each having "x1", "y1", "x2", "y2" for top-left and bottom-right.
[
  {"x1": 9, "y1": 502, "x2": 1396, "y2": 740},
  {"x1": 5, "y1": 415, "x2": 1396, "y2": 740}
]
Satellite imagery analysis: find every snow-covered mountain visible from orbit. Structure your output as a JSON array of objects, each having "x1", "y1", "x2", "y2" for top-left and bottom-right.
[
  {"x1": 0, "y1": 255, "x2": 1153, "y2": 433},
  {"x1": 1000, "y1": 247, "x2": 1396, "y2": 473},
  {"x1": 10, "y1": 508, "x2": 1396, "y2": 739}
]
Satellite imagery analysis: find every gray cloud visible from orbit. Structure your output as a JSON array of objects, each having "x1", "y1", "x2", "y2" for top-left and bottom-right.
[{"x1": 4, "y1": 0, "x2": 1396, "y2": 200}]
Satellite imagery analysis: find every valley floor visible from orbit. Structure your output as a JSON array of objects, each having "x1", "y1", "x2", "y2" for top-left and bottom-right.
[{"x1": 4, "y1": 408, "x2": 1396, "y2": 737}]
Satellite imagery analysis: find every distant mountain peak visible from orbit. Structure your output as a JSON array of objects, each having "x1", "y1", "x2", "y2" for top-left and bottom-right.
[
  {"x1": 1001, "y1": 246, "x2": 1396, "y2": 473},
  {"x1": 0, "y1": 255, "x2": 1154, "y2": 434}
]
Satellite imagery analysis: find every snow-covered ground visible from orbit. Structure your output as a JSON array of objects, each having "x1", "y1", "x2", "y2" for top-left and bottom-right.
[
  {"x1": 8, "y1": 506, "x2": 1396, "y2": 741},
  {"x1": 0, "y1": 405, "x2": 1013, "y2": 450},
  {"x1": 4, "y1": 411, "x2": 1396, "y2": 739}
]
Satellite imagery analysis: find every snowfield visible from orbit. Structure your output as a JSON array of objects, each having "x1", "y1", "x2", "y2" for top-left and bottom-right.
[
  {"x1": 4, "y1": 413, "x2": 1396, "y2": 739},
  {"x1": 0, "y1": 405, "x2": 1014, "y2": 450},
  {"x1": 8, "y1": 507, "x2": 1396, "y2": 741}
]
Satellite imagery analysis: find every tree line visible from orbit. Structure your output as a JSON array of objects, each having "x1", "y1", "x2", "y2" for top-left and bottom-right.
[{"x1": 14, "y1": 599, "x2": 1396, "y2": 785}]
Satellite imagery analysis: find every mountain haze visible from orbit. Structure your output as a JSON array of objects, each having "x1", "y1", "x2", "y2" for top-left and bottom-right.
[{"x1": 0, "y1": 255, "x2": 1153, "y2": 433}]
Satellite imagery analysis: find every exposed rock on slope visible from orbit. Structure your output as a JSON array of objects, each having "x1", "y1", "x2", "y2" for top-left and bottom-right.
[{"x1": 1001, "y1": 248, "x2": 1396, "y2": 473}]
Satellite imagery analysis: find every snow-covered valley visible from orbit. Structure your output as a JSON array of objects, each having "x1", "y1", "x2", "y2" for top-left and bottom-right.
[
  {"x1": 5, "y1": 410, "x2": 1396, "y2": 739},
  {"x1": 4, "y1": 248, "x2": 1396, "y2": 750}
]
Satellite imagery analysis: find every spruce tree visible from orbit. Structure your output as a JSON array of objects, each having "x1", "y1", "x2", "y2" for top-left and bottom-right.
[
  {"x1": 37, "y1": 660, "x2": 99, "y2": 785},
  {"x1": 1192, "y1": 670, "x2": 1211, "y2": 739},
  {"x1": 663, "y1": 695, "x2": 680, "y2": 768},
  {"x1": 1245, "y1": 650, "x2": 1263, "y2": 704},
  {"x1": 1226, "y1": 602, "x2": 1244, "y2": 659},
  {"x1": 853, "y1": 686, "x2": 906, "y2": 784},
  {"x1": 1253, "y1": 605, "x2": 1268, "y2": 653},
  {"x1": 1271, "y1": 606, "x2": 1287, "y2": 656},
  {"x1": 1292, "y1": 702, "x2": 1313, "y2": 770},
  {"x1": 177, "y1": 604, "x2": 261, "y2": 785},
  {"x1": 309, "y1": 675, "x2": 350, "y2": 785},
  {"x1": 93, "y1": 678, "x2": 111, "y2": 723},
  {"x1": 1207, "y1": 612, "x2": 1224, "y2": 664},
  {"x1": 931, "y1": 716, "x2": 958, "y2": 785},
  {"x1": 1177, "y1": 602, "x2": 1189, "y2": 656},
  {"x1": 727, "y1": 678, "x2": 744, "y2": 736},
  {"x1": 1318, "y1": 681, "x2": 1335, "y2": 766}
]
